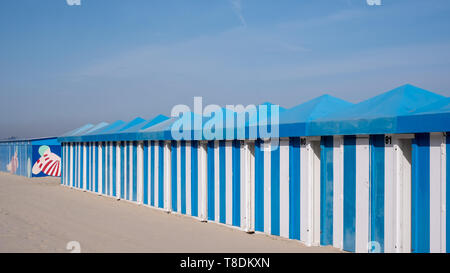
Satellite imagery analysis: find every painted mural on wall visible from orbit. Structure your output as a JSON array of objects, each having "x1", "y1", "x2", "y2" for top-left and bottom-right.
[
  {"x1": 6, "y1": 150, "x2": 18, "y2": 174},
  {"x1": 32, "y1": 145, "x2": 61, "y2": 177}
]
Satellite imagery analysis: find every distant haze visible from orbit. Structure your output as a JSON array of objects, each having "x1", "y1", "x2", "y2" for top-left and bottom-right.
[{"x1": 1, "y1": 0, "x2": 450, "y2": 139}]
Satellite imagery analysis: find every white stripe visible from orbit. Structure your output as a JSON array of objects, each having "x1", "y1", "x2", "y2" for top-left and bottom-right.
[
  {"x1": 78, "y1": 144, "x2": 81, "y2": 188},
  {"x1": 98, "y1": 143, "x2": 103, "y2": 193},
  {"x1": 240, "y1": 141, "x2": 246, "y2": 229},
  {"x1": 105, "y1": 143, "x2": 109, "y2": 195},
  {"x1": 215, "y1": 141, "x2": 220, "y2": 221},
  {"x1": 355, "y1": 137, "x2": 370, "y2": 253},
  {"x1": 264, "y1": 140, "x2": 271, "y2": 235},
  {"x1": 199, "y1": 142, "x2": 207, "y2": 220},
  {"x1": 137, "y1": 142, "x2": 143, "y2": 204},
  {"x1": 154, "y1": 141, "x2": 158, "y2": 207},
  {"x1": 147, "y1": 141, "x2": 151, "y2": 203},
  {"x1": 110, "y1": 143, "x2": 113, "y2": 196},
  {"x1": 116, "y1": 142, "x2": 121, "y2": 198},
  {"x1": 186, "y1": 141, "x2": 192, "y2": 215},
  {"x1": 442, "y1": 135, "x2": 447, "y2": 253},
  {"x1": 164, "y1": 141, "x2": 172, "y2": 211},
  {"x1": 69, "y1": 144, "x2": 73, "y2": 187},
  {"x1": 129, "y1": 143, "x2": 133, "y2": 201},
  {"x1": 384, "y1": 139, "x2": 395, "y2": 253},
  {"x1": 83, "y1": 143, "x2": 87, "y2": 191},
  {"x1": 226, "y1": 141, "x2": 233, "y2": 225},
  {"x1": 333, "y1": 136, "x2": 344, "y2": 249},
  {"x1": 177, "y1": 141, "x2": 181, "y2": 212},
  {"x1": 430, "y1": 133, "x2": 444, "y2": 252}
]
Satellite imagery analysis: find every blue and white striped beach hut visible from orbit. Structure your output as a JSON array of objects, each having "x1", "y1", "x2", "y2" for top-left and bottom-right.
[{"x1": 58, "y1": 84, "x2": 450, "y2": 253}]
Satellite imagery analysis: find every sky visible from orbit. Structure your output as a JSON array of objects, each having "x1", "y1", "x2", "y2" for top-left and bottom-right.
[{"x1": 1, "y1": 0, "x2": 450, "y2": 139}]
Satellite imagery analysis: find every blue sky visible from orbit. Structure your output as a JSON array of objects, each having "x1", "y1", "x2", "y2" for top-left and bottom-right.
[{"x1": 1, "y1": 0, "x2": 450, "y2": 138}]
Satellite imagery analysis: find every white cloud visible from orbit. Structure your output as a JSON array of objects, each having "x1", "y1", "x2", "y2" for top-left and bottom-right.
[{"x1": 230, "y1": 0, "x2": 246, "y2": 27}]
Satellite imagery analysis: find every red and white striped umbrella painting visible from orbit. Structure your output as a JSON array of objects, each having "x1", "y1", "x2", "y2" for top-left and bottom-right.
[{"x1": 32, "y1": 145, "x2": 61, "y2": 177}]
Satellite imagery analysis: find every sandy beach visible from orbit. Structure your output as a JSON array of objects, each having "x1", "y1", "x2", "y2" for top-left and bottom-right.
[{"x1": 0, "y1": 172, "x2": 341, "y2": 253}]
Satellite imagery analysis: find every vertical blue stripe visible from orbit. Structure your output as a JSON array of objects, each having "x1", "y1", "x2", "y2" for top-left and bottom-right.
[
  {"x1": 255, "y1": 139, "x2": 264, "y2": 231},
  {"x1": 126, "y1": 142, "x2": 130, "y2": 200},
  {"x1": 158, "y1": 141, "x2": 164, "y2": 209},
  {"x1": 289, "y1": 137, "x2": 301, "y2": 240},
  {"x1": 86, "y1": 144, "x2": 90, "y2": 191},
  {"x1": 150, "y1": 141, "x2": 155, "y2": 207},
  {"x1": 132, "y1": 142, "x2": 137, "y2": 202},
  {"x1": 120, "y1": 142, "x2": 125, "y2": 199},
  {"x1": 232, "y1": 140, "x2": 241, "y2": 227},
  {"x1": 219, "y1": 140, "x2": 226, "y2": 224},
  {"x1": 207, "y1": 141, "x2": 215, "y2": 221},
  {"x1": 270, "y1": 142, "x2": 280, "y2": 236},
  {"x1": 112, "y1": 143, "x2": 116, "y2": 197},
  {"x1": 171, "y1": 141, "x2": 178, "y2": 212},
  {"x1": 370, "y1": 135, "x2": 385, "y2": 252},
  {"x1": 61, "y1": 144, "x2": 64, "y2": 184},
  {"x1": 446, "y1": 133, "x2": 450, "y2": 253},
  {"x1": 106, "y1": 143, "x2": 110, "y2": 195},
  {"x1": 102, "y1": 143, "x2": 106, "y2": 195},
  {"x1": 75, "y1": 144, "x2": 78, "y2": 188},
  {"x1": 143, "y1": 141, "x2": 149, "y2": 205},
  {"x1": 191, "y1": 141, "x2": 199, "y2": 217},
  {"x1": 412, "y1": 133, "x2": 430, "y2": 253},
  {"x1": 320, "y1": 136, "x2": 333, "y2": 245},
  {"x1": 94, "y1": 142, "x2": 100, "y2": 193},
  {"x1": 343, "y1": 135, "x2": 356, "y2": 252},
  {"x1": 181, "y1": 141, "x2": 186, "y2": 214}
]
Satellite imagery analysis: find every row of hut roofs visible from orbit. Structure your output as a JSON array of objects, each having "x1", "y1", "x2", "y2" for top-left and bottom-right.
[
  {"x1": 58, "y1": 84, "x2": 450, "y2": 142},
  {"x1": 45, "y1": 84, "x2": 450, "y2": 253}
]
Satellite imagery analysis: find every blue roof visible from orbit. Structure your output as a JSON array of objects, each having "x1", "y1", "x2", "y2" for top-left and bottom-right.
[
  {"x1": 308, "y1": 84, "x2": 446, "y2": 136},
  {"x1": 141, "y1": 115, "x2": 170, "y2": 130},
  {"x1": 58, "y1": 84, "x2": 450, "y2": 142},
  {"x1": 62, "y1": 123, "x2": 95, "y2": 137},
  {"x1": 397, "y1": 97, "x2": 450, "y2": 133},
  {"x1": 278, "y1": 94, "x2": 353, "y2": 137}
]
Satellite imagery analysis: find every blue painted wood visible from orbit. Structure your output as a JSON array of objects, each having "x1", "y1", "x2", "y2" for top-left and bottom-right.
[
  {"x1": 219, "y1": 140, "x2": 226, "y2": 224},
  {"x1": 289, "y1": 137, "x2": 301, "y2": 240},
  {"x1": 150, "y1": 141, "x2": 155, "y2": 206},
  {"x1": 412, "y1": 133, "x2": 430, "y2": 253},
  {"x1": 143, "y1": 141, "x2": 149, "y2": 205},
  {"x1": 207, "y1": 141, "x2": 215, "y2": 221},
  {"x1": 370, "y1": 135, "x2": 385, "y2": 252},
  {"x1": 171, "y1": 141, "x2": 178, "y2": 212},
  {"x1": 320, "y1": 136, "x2": 333, "y2": 245},
  {"x1": 132, "y1": 142, "x2": 137, "y2": 202},
  {"x1": 255, "y1": 139, "x2": 264, "y2": 232},
  {"x1": 180, "y1": 141, "x2": 186, "y2": 214},
  {"x1": 343, "y1": 135, "x2": 356, "y2": 252},
  {"x1": 191, "y1": 141, "x2": 199, "y2": 217},
  {"x1": 158, "y1": 141, "x2": 164, "y2": 209}
]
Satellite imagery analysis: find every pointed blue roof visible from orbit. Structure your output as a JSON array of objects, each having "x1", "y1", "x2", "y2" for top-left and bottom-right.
[
  {"x1": 62, "y1": 123, "x2": 95, "y2": 137},
  {"x1": 397, "y1": 97, "x2": 450, "y2": 133},
  {"x1": 83, "y1": 122, "x2": 109, "y2": 135},
  {"x1": 91, "y1": 120, "x2": 126, "y2": 135},
  {"x1": 140, "y1": 115, "x2": 170, "y2": 130},
  {"x1": 281, "y1": 95, "x2": 353, "y2": 124},
  {"x1": 309, "y1": 84, "x2": 446, "y2": 135},
  {"x1": 117, "y1": 117, "x2": 146, "y2": 132}
]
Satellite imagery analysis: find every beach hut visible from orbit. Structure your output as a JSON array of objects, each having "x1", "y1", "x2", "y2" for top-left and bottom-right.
[
  {"x1": 57, "y1": 84, "x2": 450, "y2": 253},
  {"x1": 0, "y1": 137, "x2": 61, "y2": 178}
]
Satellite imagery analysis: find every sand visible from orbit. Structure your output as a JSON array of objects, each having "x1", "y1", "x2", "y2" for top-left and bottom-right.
[{"x1": 0, "y1": 172, "x2": 341, "y2": 253}]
